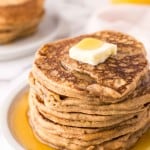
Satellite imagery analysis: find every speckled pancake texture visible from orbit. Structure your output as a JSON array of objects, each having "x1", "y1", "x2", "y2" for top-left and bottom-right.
[{"x1": 28, "y1": 31, "x2": 150, "y2": 150}]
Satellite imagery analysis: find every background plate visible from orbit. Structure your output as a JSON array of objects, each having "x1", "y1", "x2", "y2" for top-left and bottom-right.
[{"x1": 0, "y1": 1, "x2": 67, "y2": 61}]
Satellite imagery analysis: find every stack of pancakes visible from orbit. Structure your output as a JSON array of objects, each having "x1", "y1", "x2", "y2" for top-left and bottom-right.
[
  {"x1": 0, "y1": 0, "x2": 44, "y2": 44},
  {"x1": 28, "y1": 31, "x2": 150, "y2": 150}
]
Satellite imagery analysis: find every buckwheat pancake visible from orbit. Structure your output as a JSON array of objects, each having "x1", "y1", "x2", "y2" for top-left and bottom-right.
[
  {"x1": 0, "y1": 7, "x2": 44, "y2": 30},
  {"x1": 30, "y1": 123, "x2": 150, "y2": 150},
  {"x1": 29, "y1": 127, "x2": 149, "y2": 150},
  {"x1": 0, "y1": 11, "x2": 44, "y2": 44},
  {"x1": 28, "y1": 30, "x2": 150, "y2": 150},
  {"x1": 29, "y1": 96, "x2": 150, "y2": 150},
  {"x1": 30, "y1": 90, "x2": 142, "y2": 128},
  {"x1": 0, "y1": 0, "x2": 43, "y2": 25},
  {"x1": 29, "y1": 99, "x2": 150, "y2": 141},
  {"x1": 28, "y1": 72, "x2": 150, "y2": 149},
  {"x1": 29, "y1": 72, "x2": 150, "y2": 115},
  {"x1": 0, "y1": 0, "x2": 44, "y2": 44},
  {"x1": 33, "y1": 31, "x2": 148, "y2": 103}
]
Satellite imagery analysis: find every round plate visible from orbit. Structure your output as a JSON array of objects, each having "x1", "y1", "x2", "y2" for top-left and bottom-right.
[
  {"x1": 0, "y1": 70, "x2": 29, "y2": 150},
  {"x1": 0, "y1": 1, "x2": 67, "y2": 61}
]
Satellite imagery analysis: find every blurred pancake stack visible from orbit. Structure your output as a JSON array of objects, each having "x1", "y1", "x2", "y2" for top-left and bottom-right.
[
  {"x1": 28, "y1": 31, "x2": 150, "y2": 150},
  {"x1": 0, "y1": 0, "x2": 44, "y2": 44}
]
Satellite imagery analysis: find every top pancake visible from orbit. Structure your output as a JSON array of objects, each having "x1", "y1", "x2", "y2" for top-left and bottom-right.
[{"x1": 33, "y1": 31, "x2": 148, "y2": 102}]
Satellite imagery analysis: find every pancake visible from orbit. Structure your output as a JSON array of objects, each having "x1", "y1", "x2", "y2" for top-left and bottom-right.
[
  {"x1": 33, "y1": 31, "x2": 148, "y2": 103},
  {"x1": 29, "y1": 72, "x2": 150, "y2": 115},
  {"x1": 28, "y1": 73, "x2": 150, "y2": 149},
  {"x1": 28, "y1": 30, "x2": 150, "y2": 150},
  {"x1": 0, "y1": 27, "x2": 36, "y2": 44},
  {"x1": 0, "y1": 6, "x2": 44, "y2": 31},
  {"x1": 0, "y1": 0, "x2": 44, "y2": 44},
  {"x1": 0, "y1": 0, "x2": 43, "y2": 24},
  {"x1": 28, "y1": 92, "x2": 150, "y2": 149},
  {"x1": 30, "y1": 125, "x2": 150, "y2": 150},
  {"x1": 30, "y1": 124, "x2": 150, "y2": 150},
  {"x1": 29, "y1": 98, "x2": 150, "y2": 149},
  {"x1": 29, "y1": 100, "x2": 149, "y2": 139},
  {"x1": 30, "y1": 90, "x2": 141, "y2": 128},
  {"x1": 0, "y1": 11, "x2": 44, "y2": 44}
]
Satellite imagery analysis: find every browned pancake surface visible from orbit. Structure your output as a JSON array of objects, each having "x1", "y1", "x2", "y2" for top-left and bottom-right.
[
  {"x1": 29, "y1": 31, "x2": 150, "y2": 150},
  {"x1": 34, "y1": 31, "x2": 148, "y2": 102}
]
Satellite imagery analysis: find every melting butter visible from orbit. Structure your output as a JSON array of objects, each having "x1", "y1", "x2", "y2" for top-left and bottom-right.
[
  {"x1": 76, "y1": 38, "x2": 104, "y2": 50},
  {"x1": 69, "y1": 37, "x2": 117, "y2": 65}
]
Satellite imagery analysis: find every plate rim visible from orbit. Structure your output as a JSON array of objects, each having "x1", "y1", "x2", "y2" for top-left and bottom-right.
[{"x1": 0, "y1": 70, "x2": 29, "y2": 150}]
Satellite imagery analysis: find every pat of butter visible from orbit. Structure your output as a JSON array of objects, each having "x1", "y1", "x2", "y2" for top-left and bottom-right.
[{"x1": 69, "y1": 38, "x2": 117, "y2": 65}]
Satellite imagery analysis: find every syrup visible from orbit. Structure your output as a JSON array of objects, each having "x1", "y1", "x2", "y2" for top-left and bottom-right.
[
  {"x1": 9, "y1": 92, "x2": 54, "y2": 150},
  {"x1": 9, "y1": 92, "x2": 150, "y2": 150}
]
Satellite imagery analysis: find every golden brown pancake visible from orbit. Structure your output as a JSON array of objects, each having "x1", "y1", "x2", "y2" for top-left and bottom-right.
[
  {"x1": 0, "y1": 11, "x2": 44, "y2": 44},
  {"x1": 29, "y1": 72, "x2": 150, "y2": 115},
  {"x1": 33, "y1": 31, "x2": 148, "y2": 103},
  {"x1": 28, "y1": 30, "x2": 150, "y2": 150},
  {"x1": 28, "y1": 95, "x2": 150, "y2": 150}
]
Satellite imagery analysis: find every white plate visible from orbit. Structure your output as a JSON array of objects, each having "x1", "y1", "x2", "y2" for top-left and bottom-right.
[
  {"x1": 0, "y1": 69, "x2": 150, "y2": 150},
  {"x1": 0, "y1": 0, "x2": 67, "y2": 61},
  {"x1": 0, "y1": 70, "x2": 29, "y2": 150}
]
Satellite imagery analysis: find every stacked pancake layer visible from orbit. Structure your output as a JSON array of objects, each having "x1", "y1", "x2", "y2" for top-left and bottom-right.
[
  {"x1": 29, "y1": 31, "x2": 150, "y2": 150},
  {"x1": 0, "y1": 0, "x2": 44, "y2": 44}
]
